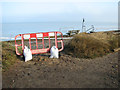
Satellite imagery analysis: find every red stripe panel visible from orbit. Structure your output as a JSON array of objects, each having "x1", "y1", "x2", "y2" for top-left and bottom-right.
[
  {"x1": 43, "y1": 33, "x2": 49, "y2": 37},
  {"x1": 30, "y1": 34, "x2": 36, "y2": 38}
]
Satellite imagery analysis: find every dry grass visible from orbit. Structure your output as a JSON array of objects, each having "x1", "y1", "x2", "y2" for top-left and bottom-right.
[{"x1": 64, "y1": 31, "x2": 119, "y2": 59}]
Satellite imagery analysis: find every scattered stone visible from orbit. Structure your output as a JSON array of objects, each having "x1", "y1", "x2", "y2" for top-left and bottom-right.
[
  {"x1": 110, "y1": 62, "x2": 113, "y2": 64},
  {"x1": 28, "y1": 73, "x2": 30, "y2": 76},
  {"x1": 12, "y1": 80, "x2": 15, "y2": 83},
  {"x1": 112, "y1": 66, "x2": 114, "y2": 68},
  {"x1": 73, "y1": 62, "x2": 75, "y2": 64},
  {"x1": 34, "y1": 62, "x2": 37, "y2": 65},
  {"x1": 113, "y1": 82, "x2": 116, "y2": 84},
  {"x1": 115, "y1": 65, "x2": 118, "y2": 68}
]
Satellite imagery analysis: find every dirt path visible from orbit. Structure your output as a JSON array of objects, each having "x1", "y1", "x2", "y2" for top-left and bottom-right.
[{"x1": 3, "y1": 51, "x2": 119, "y2": 88}]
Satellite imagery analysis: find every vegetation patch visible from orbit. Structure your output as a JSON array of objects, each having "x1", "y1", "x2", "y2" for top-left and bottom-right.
[
  {"x1": 2, "y1": 42, "x2": 18, "y2": 71},
  {"x1": 64, "y1": 32, "x2": 119, "y2": 59}
]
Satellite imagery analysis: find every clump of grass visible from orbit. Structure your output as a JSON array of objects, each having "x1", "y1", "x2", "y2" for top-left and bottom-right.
[
  {"x1": 108, "y1": 35, "x2": 120, "y2": 51},
  {"x1": 64, "y1": 33, "x2": 115, "y2": 59},
  {"x1": 2, "y1": 42, "x2": 18, "y2": 71}
]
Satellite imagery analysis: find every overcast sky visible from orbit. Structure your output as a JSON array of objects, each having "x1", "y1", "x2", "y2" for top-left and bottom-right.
[{"x1": 0, "y1": 0, "x2": 119, "y2": 23}]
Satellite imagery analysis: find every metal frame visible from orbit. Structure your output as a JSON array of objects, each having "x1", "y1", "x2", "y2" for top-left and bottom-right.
[{"x1": 15, "y1": 31, "x2": 64, "y2": 55}]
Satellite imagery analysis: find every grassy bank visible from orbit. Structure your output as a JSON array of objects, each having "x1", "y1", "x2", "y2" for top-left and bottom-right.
[
  {"x1": 64, "y1": 31, "x2": 119, "y2": 59},
  {"x1": 2, "y1": 42, "x2": 18, "y2": 71}
]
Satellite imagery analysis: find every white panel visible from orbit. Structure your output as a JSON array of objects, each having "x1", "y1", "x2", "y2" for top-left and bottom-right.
[
  {"x1": 24, "y1": 35, "x2": 30, "y2": 39},
  {"x1": 36, "y1": 33, "x2": 43, "y2": 37},
  {"x1": 49, "y1": 32, "x2": 54, "y2": 36}
]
